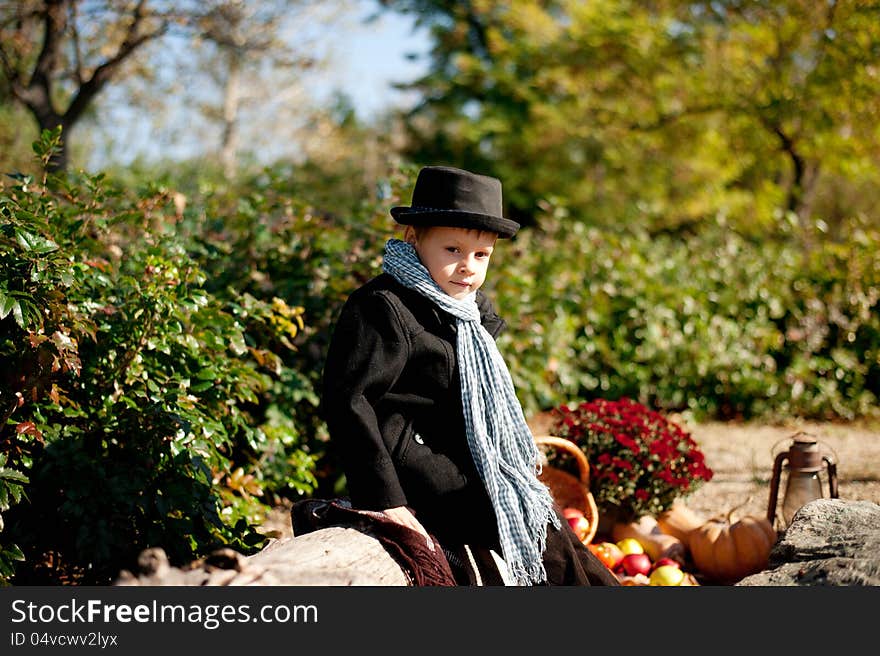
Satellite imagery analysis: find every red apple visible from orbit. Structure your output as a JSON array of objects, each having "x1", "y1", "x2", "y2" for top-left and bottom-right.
[
  {"x1": 588, "y1": 542, "x2": 625, "y2": 570},
  {"x1": 562, "y1": 507, "x2": 584, "y2": 520},
  {"x1": 563, "y1": 508, "x2": 591, "y2": 543},
  {"x1": 622, "y1": 552, "x2": 652, "y2": 577},
  {"x1": 651, "y1": 557, "x2": 681, "y2": 571}
]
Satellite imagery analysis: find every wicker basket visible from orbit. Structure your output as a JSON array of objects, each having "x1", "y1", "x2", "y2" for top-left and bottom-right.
[{"x1": 534, "y1": 434, "x2": 599, "y2": 544}]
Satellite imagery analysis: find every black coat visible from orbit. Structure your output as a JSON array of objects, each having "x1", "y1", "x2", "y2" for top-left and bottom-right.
[
  {"x1": 321, "y1": 272, "x2": 502, "y2": 545},
  {"x1": 321, "y1": 272, "x2": 620, "y2": 586}
]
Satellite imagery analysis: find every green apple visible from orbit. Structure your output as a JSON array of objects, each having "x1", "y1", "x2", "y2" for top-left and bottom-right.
[{"x1": 649, "y1": 564, "x2": 685, "y2": 586}]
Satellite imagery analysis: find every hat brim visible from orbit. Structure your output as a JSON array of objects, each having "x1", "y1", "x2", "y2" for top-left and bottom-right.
[{"x1": 390, "y1": 207, "x2": 520, "y2": 239}]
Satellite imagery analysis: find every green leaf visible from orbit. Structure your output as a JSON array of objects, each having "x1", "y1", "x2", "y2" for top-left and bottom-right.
[
  {"x1": 0, "y1": 293, "x2": 17, "y2": 320},
  {"x1": 0, "y1": 468, "x2": 29, "y2": 484},
  {"x1": 229, "y1": 332, "x2": 247, "y2": 356},
  {"x1": 11, "y1": 300, "x2": 24, "y2": 328},
  {"x1": 0, "y1": 543, "x2": 25, "y2": 563},
  {"x1": 14, "y1": 228, "x2": 58, "y2": 253},
  {"x1": 195, "y1": 368, "x2": 217, "y2": 380}
]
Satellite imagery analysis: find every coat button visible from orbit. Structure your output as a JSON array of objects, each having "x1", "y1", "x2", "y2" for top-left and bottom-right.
[{"x1": 414, "y1": 433, "x2": 425, "y2": 445}]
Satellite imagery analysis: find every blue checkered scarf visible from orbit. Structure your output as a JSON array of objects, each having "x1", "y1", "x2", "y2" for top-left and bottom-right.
[{"x1": 383, "y1": 238, "x2": 560, "y2": 585}]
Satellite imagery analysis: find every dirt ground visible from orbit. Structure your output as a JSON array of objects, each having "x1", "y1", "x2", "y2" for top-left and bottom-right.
[
  {"x1": 258, "y1": 418, "x2": 880, "y2": 538},
  {"x1": 669, "y1": 417, "x2": 880, "y2": 523}
]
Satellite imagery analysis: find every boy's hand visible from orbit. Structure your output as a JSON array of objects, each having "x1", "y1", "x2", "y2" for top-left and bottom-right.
[{"x1": 382, "y1": 506, "x2": 435, "y2": 551}]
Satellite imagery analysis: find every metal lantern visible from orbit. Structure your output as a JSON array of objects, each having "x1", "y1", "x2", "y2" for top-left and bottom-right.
[{"x1": 767, "y1": 432, "x2": 838, "y2": 530}]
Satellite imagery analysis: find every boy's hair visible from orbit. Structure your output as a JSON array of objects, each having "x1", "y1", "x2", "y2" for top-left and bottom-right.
[{"x1": 409, "y1": 224, "x2": 498, "y2": 241}]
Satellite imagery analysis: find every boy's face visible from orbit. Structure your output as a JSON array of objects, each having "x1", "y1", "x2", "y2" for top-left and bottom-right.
[{"x1": 407, "y1": 226, "x2": 497, "y2": 300}]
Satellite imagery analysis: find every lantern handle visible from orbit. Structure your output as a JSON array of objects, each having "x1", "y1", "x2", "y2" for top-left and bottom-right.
[
  {"x1": 824, "y1": 457, "x2": 839, "y2": 498},
  {"x1": 766, "y1": 450, "x2": 789, "y2": 526},
  {"x1": 819, "y1": 441, "x2": 839, "y2": 466}
]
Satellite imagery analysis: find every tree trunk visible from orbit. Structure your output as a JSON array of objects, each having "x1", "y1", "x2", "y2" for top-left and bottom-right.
[{"x1": 221, "y1": 50, "x2": 241, "y2": 179}]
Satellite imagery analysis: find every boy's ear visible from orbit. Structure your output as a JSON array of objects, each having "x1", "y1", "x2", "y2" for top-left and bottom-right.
[{"x1": 403, "y1": 225, "x2": 417, "y2": 244}]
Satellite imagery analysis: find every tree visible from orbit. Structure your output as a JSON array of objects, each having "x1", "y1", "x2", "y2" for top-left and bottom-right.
[
  {"x1": 0, "y1": 1, "x2": 193, "y2": 171},
  {"x1": 0, "y1": 1, "x2": 358, "y2": 176},
  {"x1": 188, "y1": 0, "x2": 331, "y2": 179},
  {"x1": 382, "y1": 0, "x2": 880, "y2": 234}
]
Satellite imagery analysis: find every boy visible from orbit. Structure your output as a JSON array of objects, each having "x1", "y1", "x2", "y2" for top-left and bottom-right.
[{"x1": 321, "y1": 166, "x2": 617, "y2": 585}]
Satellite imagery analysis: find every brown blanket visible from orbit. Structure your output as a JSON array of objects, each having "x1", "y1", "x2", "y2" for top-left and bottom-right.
[{"x1": 291, "y1": 498, "x2": 457, "y2": 586}]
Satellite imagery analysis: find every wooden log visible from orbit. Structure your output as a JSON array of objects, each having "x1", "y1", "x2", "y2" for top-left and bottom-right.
[{"x1": 114, "y1": 526, "x2": 410, "y2": 586}]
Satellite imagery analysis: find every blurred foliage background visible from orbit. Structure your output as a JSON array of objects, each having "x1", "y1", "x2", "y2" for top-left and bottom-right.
[{"x1": 1, "y1": 0, "x2": 878, "y2": 584}]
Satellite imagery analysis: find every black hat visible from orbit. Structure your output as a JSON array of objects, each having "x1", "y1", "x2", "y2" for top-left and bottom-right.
[{"x1": 390, "y1": 166, "x2": 520, "y2": 238}]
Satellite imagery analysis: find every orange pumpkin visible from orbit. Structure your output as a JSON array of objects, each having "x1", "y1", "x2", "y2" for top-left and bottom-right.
[
  {"x1": 688, "y1": 502, "x2": 777, "y2": 584},
  {"x1": 656, "y1": 501, "x2": 707, "y2": 544}
]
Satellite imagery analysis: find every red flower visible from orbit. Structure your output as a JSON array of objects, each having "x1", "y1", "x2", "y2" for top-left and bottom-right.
[
  {"x1": 611, "y1": 457, "x2": 633, "y2": 471},
  {"x1": 547, "y1": 397, "x2": 713, "y2": 521}
]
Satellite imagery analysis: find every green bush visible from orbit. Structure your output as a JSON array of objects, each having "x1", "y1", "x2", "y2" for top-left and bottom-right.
[
  {"x1": 0, "y1": 130, "x2": 319, "y2": 583},
  {"x1": 492, "y1": 208, "x2": 880, "y2": 422},
  {"x1": 165, "y1": 162, "x2": 413, "y2": 499}
]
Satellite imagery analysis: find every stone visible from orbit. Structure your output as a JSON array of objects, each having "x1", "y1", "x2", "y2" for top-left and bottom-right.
[
  {"x1": 115, "y1": 526, "x2": 410, "y2": 586},
  {"x1": 737, "y1": 498, "x2": 880, "y2": 586}
]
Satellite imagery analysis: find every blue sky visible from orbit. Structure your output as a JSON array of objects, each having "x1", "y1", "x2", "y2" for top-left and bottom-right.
[
  {"x1": 86, "y1": 3, "x2": 430, "y2": 169},
  {"x1": 315, "y1": 5, "x2": 429, "y2": 119}
]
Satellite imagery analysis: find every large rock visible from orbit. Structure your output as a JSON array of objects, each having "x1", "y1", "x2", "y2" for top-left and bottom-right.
[
  {"x1": 737, "y1": 498, "x2": 880, "y2": 586},
  {"x1": 115, "y1": 526, "x2": 409, "y2": 586},
  {"x1": 117, "y1": 498, "x2": 879, "y2": 587}
]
